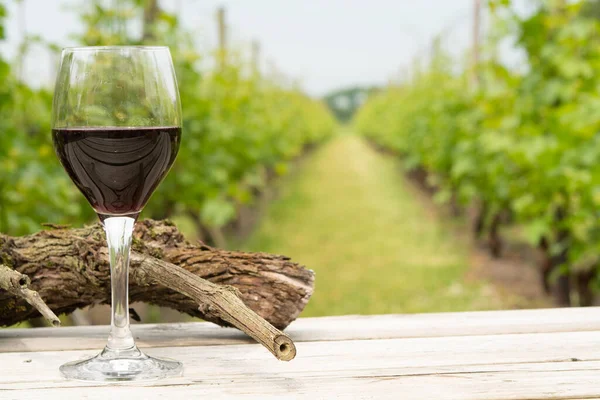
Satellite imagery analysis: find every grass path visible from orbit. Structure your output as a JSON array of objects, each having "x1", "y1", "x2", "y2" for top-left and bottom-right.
[{"x1": 243, "y1": 134, "x2": 508, "y2": 316}]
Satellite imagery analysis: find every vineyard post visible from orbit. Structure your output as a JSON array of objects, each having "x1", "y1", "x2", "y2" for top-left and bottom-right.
[
  {"x1": 17, "y1": 0, "x2": 26, "y2": 82},
  {"x1": 252, "y1": 40, "x2": 261, "y2": 75},
  {"x1": 470, "y1": 0, "x2": 486, "y2": 241},
  {"x1": 471, "y1": 0, "x2": 481, "y2": 87},
  {"x1": 142, "y1": 0, "x2": 159, "y2": 42},
  {"x1": 217, "y1": 6, "x2": 227, "y2": 68},
  {"x1": 429, "y1": 35, "x2": 441, "y2": 63},
  {"x1": 14, "y1": 0, "x2": 26, "y2": 131}
]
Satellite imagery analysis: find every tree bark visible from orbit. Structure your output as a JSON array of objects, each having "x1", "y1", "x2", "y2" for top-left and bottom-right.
[
  {"x1": 552, "y1": 207, "x2": 571, "y2": 307},
  {"x1": 488, "y1": 212, "x2": 503, "y2": 258},
  {"x1": 472, "y1": 200, "x2": 487, "y2": 239},
  {"x1": 0, "y1": 220, "x2": 314, "y2": 360},
  {"x1": 575, "y1": 268, "x2": 596, "y2": 307},
  {"x1": 538, "y1": 236, "x2": 552, "y2": 294}
]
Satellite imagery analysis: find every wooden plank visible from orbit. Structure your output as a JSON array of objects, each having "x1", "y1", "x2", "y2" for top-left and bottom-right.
[
  {"x1": 1, "y1": 331, "x2": 600, "y2": 395},
  {"x1": 4, "y1": 368, "x2": 600, "y2": 400},
  {"x1": 3, "y1": 310, "x2": 600, "y2": 399},
  {"x1": 2, "y1": 307, "x2": 600, "y2": 353}
]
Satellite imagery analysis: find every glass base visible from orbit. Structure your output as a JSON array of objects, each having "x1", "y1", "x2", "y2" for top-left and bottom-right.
[{"x1": 60, "y1": 345, "x2": 183, "y2": 382}]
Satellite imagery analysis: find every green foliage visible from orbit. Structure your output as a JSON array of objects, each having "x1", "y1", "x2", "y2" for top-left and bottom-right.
[
  {"x1": 149, "y1": 58, "x2": 336, "y2": 227},
  {"x1": 0, "y1": 0, "x2": 336, "y2": 235},
  {"x1": 0, "y1": 1, "x2": 91, "y2": 234},
  {"x1": 0, "y1": 77, "x2": 92, "y2": 234},
  {"x1": 355, "y1": 0, "x2": 600, "y2": 276},
  {"x1": 244, "y1": 135, "x2": 524, "y2": 315}
]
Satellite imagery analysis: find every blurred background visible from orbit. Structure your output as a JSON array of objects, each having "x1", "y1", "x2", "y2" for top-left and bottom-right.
[{"x1": 1, "y1": 0, "x2": 598, "y2": 326}]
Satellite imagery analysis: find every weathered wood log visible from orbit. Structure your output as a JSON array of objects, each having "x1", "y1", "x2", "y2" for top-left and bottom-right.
[{"x1": 0, "y1": 220, "x2": 315, "y2": 360}]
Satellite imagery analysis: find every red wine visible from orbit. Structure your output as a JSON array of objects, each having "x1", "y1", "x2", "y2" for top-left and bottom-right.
[{"x1": 52, "y1": 126, "x2": 181, "y2": 217}]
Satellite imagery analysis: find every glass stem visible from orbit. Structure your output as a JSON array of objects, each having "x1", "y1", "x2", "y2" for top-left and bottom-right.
[{"x1": 104, "y1": 216, "x2": 136, "y2": 352}]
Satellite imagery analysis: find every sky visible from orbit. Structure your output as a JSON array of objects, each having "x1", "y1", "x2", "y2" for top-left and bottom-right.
[{"x1": 1, "y1": 0, "x2": 499, "y2": 96}]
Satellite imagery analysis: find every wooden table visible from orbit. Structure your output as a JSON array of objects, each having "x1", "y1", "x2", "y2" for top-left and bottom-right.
[{"x1": 1, "y1": 307, "x2": 600, "y2": 399}]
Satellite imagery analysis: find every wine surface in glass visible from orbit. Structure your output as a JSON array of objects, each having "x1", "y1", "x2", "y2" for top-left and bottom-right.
[{"x1": 52, "y1": 126, "x2": 181, "y2": 216}]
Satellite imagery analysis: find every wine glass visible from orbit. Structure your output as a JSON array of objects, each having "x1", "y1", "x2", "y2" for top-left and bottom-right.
[{"x1": 51, "y1": 46, "x2": 183, "y2": 381}]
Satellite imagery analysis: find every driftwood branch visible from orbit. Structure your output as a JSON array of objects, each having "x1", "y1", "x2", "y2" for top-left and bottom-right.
[
  {"x1": 0, "y1": 220, "x2": 314, "y2": 361},
  {"x1": 0, "y1": 264, "x2": 60, "y2": 327},
  {"x1": 133, "y1": 254, "x2": 295, "y2": 360}
]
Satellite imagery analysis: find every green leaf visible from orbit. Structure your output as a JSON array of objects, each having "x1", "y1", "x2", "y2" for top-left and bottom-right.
[
  {"x1": 523, "y1": 219, "x2": 551, "y2": 246},
  {"x1": 200, "y1": 199, "x2": 236, "y2": 228}
]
